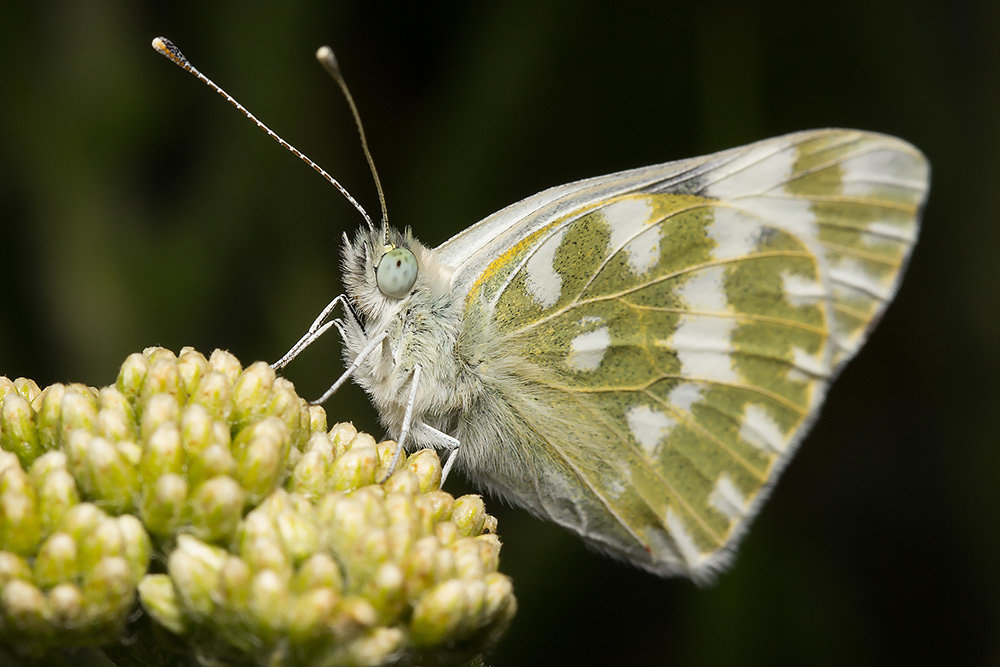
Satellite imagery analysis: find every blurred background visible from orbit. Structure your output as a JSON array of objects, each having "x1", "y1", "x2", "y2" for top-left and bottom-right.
[{"x1": 0, "y1": 1, "x2": 997, "y2": 665}]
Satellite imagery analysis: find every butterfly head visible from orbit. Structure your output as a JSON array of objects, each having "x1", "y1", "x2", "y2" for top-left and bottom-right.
[{"x1": 342, "y1": 224, "x2": 449, "y2": 323}]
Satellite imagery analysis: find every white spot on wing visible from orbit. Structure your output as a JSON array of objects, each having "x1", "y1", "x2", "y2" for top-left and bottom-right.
[
  {"x1": 830, "y1": 257, "x2": 892, "y2": 301},
  {"x1": 566, "y1": 325, "x2": 611, "y2": 372},
  {"x1": 840, "y1": 148, "x2": 928, "y2": 198},
  {"x1": 707, "y1": 207, "x2": 759, "y2": 259},
  {"x1": 740, "y1": 404, "x2": 786, "y2": 454},
  {"x1": 678, "y1": 265, "x2": 729, "y2": 311},
  {"x1": 663, "y1": 264, "x2": 741, "y2": 382},
  {"x1": 668, "y1": 382, "x2": 704, "y2": 413},
  {"x1": 603, "y1": 197, "x2": 659, "y2": 275},
  {"x1": 665, "y1": 508, "x2": 707, "y2": 568},
  {"x1": 706, "y1": 144, "x2": 797, "y2": 198},
  {"x1": 788, "y1": 346, "x2": 829, "y2": 382},
  {"x1": 864, "y1": 220, "x2": 918, "y2": 244},
  {"x1": 708, "y1": 474, "x2": 747, "y2": 520},
  {"x1": 625, "y1": 405, "x2": 676, "y2": 454},
  {"x1": 734, "y1": 197, "x2": 816, "y2": 240},
  {"x1": 525, "y1": 226, "x2": 567, "y2": 309},
  {"x1": 781, "y1": 271, "x2": 827, "y2": 307}
]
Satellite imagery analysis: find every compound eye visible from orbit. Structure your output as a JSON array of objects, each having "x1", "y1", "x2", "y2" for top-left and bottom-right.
[{"x1": 375, "y1": 247, "x2": 418, "y2": 298}]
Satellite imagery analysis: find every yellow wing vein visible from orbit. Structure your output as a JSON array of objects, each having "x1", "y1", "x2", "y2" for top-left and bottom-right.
[
  {"x1": 751, "y1": 192, "x2": 919, "y2": 216},
  {"x1": 576, "y1": 198, "x2": 715, "y2": 299},
  {"x1": 539, "y1": 374, "x2": 810, "y2": 417},
  {"x1": 577, "y1": 394, "x2": 726, "y2": 545},
  {"x1": 623, "y1": 301, "x2": 829, "y2": 336},
  {"x1": 833, "y1": 301, "x2": 874, "y2": 321},
  {"x1": 817, "y1": 240, "x2": 907, "y2": 267},
  {"x1": 513, "y1": 251, "x2": 813, "y2": 337},
  {"x1": 692, "y1": 133, "x2": 859, "y2": 194},
  {"x1": 539, "y1": 430, "x2": 655, "y2": 552},
  {"x1": 643, "y1": 389, "x2": 769, "y2": 482},
  {"x1": 764, "y1": 138, "x2": 922, "y2": 191}
]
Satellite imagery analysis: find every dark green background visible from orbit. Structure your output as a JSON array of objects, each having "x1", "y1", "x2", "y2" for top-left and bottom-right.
[{"x1": 1, "y1": 2, "x2": 997, "y2": 665}]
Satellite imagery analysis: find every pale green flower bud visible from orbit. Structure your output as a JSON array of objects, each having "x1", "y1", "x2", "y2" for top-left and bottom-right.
[
  {"x1": 290, "y1": 553, "x2": 343, "y2": 595},
  {"x1": 414, "y1": 490, "x2": 454, "y2": 534},
  {"x1": 268, "y1": 377, "x2": 305, "y2": 441},
  {"x1": 233, "y1": 417, "x2": 289, "y2": 501},
  {"x1": 288, "y1": 586, "x2": 339, "y2": 643},
  {"x1": 231, "y1": 361, "x2": 276, "y2": 430},
  {"x1": 1, "y1": 579, "x2": 48, "y2": 637},
  {"x1": 116, "y1": 353, "x2": 148, "y2": 398},
  {"x1": 13, "y1": 378, "x2": 41, "y2": 403},
  {"x1": 78, "y1": 435, "x2": 140, "y2": 513},
  {"x1": 0, "y1": 457, "x2": 39, "y2": 555},
  {"x1": 216, "y1": 553, "x2": 253, "y2": 605},
  {"x1": 451, "y1": 538, "x2": 487, "y2": 580},
  {"x1": 362, "y1": 562, "x2": 405, "y2": 622},
  {"x1": 116, "y1": 514, "x2": 152, "y2": 581},
  {"x1": 59, "y1": 387, "x2": 99, "y2": 444},
  {"x1": 434, "y1": 521, "x2": 460, "y2": 547},
  {"x1": 343, "y1": 626, "x2": 406, "y2": 666},
  {"x1": 188, "y1": 370, "x2": 233, "y2": 422},
  {"x1": 328, "y1": 595, "x2": 377, "y2": 640},
  {"x1": 80, "y1": 555, "x2": 135, "y2": 624},
  {"x1": 137, "y1": 574, "x2": 186, "y2": 634},
  {"x1": 139, "y1": 394, "x2": 180, "y2": 443},
  {"x1": 0, "y1": 551, "x2": 32, "y2": 584},
  {"x1": 140, "y1": 354, "x2": 183, "y2": 405},
  {"x1": 32, "y1": 532, "x2": 78, "y2": 589},
  {"x1": 409, "y1": 579, "x2": 470, "y2": 647},
  {"x1": 141, "y1": 473, "x2": 188, "y2": 536},
  {"x1": 248, "y1": 569, "x2": 292, "y2": 639},
  {"x1": 1, "y1": 392, "x2": 42, "y2": 465},
  {"x1": 330, "y1": 446, "x2": 377, "y2": 490},
  {"x1": 382, "y1": 469, "x2": 420, "y2": 496},
  {"x1": 405, "y1": 448, "x2": 442, "y2": 492},
  {"x1": 207, "y1": 348, "x2": 242, "y2": 385},
  {"x1": 47, "y1": 582, "x2": 85, "y2": 629},
  {"x1": 307, "y1": 405, "x2": 327, "y2": 434},
  {"x1": 289, "y1": 442, "x2": 330, "y2": 497},
  {"x1": 96, "y1": 387, "x2": 134, "y2": 441},
  {"x1": 328, "y1": 421, "x2": 358, "y2": 453},
  {"x1": 176, "y1": 347, "x2": 209, "y2": 396},
  {"x1": 189, "y1": 476, "x2": 245, "y2": 542},
  {"x1": 29, "y1": 452, "x2": 79, "y2": 534},
  {"x1": 452, "y1": 494, "x2": 487, "y2": 537},
  {"x1": 168, "y1": 535, "x2": 226, "y2": 620},
  {"x1": 59, "y1": 503, "x2": 104, "y2": 546}
]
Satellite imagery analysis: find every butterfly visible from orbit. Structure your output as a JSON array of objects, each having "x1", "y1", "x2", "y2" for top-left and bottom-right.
[{"x1": 153, "y1": 38, "x2": 929, "y2": 583}]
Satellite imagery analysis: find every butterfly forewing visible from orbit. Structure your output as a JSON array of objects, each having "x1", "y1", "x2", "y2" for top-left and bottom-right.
[{"x1": 447, "y1": 129, "x2": 927, "y2": 578}]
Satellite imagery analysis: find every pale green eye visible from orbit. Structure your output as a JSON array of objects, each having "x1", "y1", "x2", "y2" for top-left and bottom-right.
[{"x1": 376, "y1": 247, "x2": 418, "y2": 298}]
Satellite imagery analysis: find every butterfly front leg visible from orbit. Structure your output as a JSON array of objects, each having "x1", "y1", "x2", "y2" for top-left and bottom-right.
[
  {"x1": 412, "y1": 422, "x2": 460, "y2": 484},
  {"x1": 271, "y1": 294, "x2": 360, "y2": 370},
  {"x1": 380, "y1": 363, "x2": 462, "y2": 486}
]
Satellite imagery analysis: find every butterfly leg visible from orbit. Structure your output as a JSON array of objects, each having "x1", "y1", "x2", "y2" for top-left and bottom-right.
[
  {"x1": 272, "y1": 294, "x2": 359, "y2": 370},
  {"x1": 379, "y1": 363, "x2": 422, "y2": 482},
  {"x1": 412, "y1": 423, "x2": 460, "y2": 485},
  {"x1": 311, "y1": 330, "x2": 388, "y2": 404}
]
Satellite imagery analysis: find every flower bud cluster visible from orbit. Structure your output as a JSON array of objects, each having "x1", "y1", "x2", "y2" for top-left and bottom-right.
[{"x1": 0, "y1": 347, "x2": 515, "y2": 664}]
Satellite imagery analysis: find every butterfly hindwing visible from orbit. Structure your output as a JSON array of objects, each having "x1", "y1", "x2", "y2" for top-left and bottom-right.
[{"x1": 444, "y1": 129, "x2": 927, "y2": 579}]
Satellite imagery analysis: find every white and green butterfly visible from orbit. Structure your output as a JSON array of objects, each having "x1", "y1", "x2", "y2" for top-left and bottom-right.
[{"x1": 154, "y1": 38, "x2": 929, "y2": 582}]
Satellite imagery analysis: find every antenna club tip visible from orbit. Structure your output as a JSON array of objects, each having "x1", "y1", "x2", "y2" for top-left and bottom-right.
[
  {"x1": 316, "y1": 46, "x2": 340, "y2": 72},
  {"x1": 152, "y1": 36, "x2": 186, "y2": 66}
]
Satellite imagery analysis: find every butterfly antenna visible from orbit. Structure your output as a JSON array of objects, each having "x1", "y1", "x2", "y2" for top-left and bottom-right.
[
  {"x1": 151, "y1": 36, "x2": 374, "y2": 230},
  {"x1": 315, "y1": 46, "x2": 390, "y2": 245}
]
